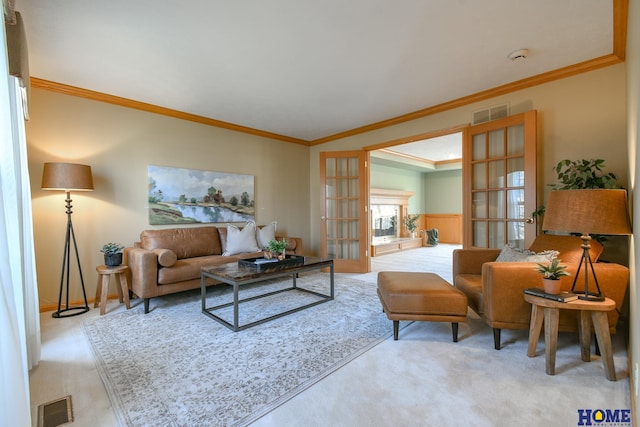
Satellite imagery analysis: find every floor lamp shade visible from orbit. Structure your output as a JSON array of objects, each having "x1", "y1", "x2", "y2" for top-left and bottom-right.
[
  {"x1": 41, "y1": 162, "x2": 94, "y2": 318},
  {"x1": 542, "y1": 189, "x2": 631, "y2": 301},
  {"x1": 41, "y1": 162, "x2": 94, "y2": 191}
]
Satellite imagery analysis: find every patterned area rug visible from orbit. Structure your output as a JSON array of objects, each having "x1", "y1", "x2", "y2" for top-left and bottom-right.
[{"x1": 83, "y1": 274, "x2": 395, "y2": 426}]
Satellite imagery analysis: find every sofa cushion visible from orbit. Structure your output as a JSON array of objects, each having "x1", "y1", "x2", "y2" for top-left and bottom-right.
[
  {"x1": 495, "y1": 245, "x2": 558, "y2": 263},
  {"x1": 528, "y1": 234, "x2": 603, "y2": 263},
  {"x1": 152, "y1": 248, "x2": 177, "y2": 267},
  {"x1": 157, "y1": 255, "x2": 238, "y2": 284},
  {"x1": 256, "y1": 221, "x2": 277, "y2": 249},
  {"x1": 454, "y1": 274, "x2": 483, "y2": 315},
  {"x1": 222, "y1": 222, "x2": 261, "y2": 256},
  {"x1": 140, "y1": 226, "x2": 222, "y2": 259}
]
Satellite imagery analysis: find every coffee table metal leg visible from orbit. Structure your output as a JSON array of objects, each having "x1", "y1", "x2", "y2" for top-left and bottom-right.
[
  {"x1": 330, "y1": 263, "x2": 335, "y2": 298},
  {"x1": 233, "y1": 283, "x2": 239, "y2": 332}
]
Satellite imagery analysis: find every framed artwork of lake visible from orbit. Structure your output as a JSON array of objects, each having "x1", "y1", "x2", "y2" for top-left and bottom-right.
[{"x1": 148, "y1": 165, "x2": 255, "y2": 225}]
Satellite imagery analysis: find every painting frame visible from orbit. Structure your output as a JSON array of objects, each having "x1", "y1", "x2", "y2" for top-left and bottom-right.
[{"x1": 147, "y1": 165, "x2": 255, "y2": 225}]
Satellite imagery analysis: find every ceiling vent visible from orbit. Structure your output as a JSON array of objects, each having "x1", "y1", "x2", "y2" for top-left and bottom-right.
[{"x1": 472, "y1": 104, "x2": 510, "y2": 125}]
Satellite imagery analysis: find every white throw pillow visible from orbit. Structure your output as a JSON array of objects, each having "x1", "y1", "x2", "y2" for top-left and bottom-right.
[
  {"x1": 256, "y1": 221, "x2": 277, "y2": 249},
  {"x1": 495, "y1": 245, "x2": 559, "y2": 263},
  {"x1": 223, "y1": 221, "x2": 261, "y2": 256}
]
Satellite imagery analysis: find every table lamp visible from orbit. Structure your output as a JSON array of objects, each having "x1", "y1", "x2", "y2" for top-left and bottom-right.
[
  {"x1": 542, "y1": 189, "x2": 631, "y2": 301},
  {"x1": 42, "y1": 162, "x2": 94, "y2": 318}
]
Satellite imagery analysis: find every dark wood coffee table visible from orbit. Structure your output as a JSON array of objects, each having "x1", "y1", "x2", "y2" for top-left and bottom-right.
[{"x1": 201, "y1": 256, "x2": 334, "y2": 331}]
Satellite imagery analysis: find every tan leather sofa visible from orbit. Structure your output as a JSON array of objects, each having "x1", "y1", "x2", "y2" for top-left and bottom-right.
[
  {"x1": 124, "y1": 226, "x2": 302, "y2": 313},
  {"x1": 453, "y1": 234, "x2": 629, "y2": 349}
]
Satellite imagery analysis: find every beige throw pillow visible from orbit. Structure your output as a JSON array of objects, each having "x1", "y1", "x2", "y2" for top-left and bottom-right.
[
  {"x1": 256, "y1": 221, "x2": 277, "y2": 249},
  {"x1": 495, "y1": 245, "x2": 559, "y2": 263},
  {"x1": 223, "y1": 221, "x2": 261, "y2": 256}
]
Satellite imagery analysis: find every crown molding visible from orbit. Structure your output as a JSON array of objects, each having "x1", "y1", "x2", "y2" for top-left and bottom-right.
[
  {"x1": 29, "y1": 77, "x2": 310, "y2": 146},
  {"x1": 32, "y1": 0, "x2": 627, "y2": 148}
]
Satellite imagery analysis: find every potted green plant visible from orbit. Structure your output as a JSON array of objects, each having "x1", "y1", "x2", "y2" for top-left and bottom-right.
[
  {"x1": 531, "y1": 159, "x2": 622, "y2": 221},
  {"x1": 267, "y1": 239, "x2": 288, "y2": 260},
  {"x1": 101, "y1": 243, "x2": 124, "y2": 267},
  {"x1": 534, "y1": 259, "x2": 570, "y2": 295},
  {"x1": 403, "y1": 214, "x2": 420, "y2": 238}
]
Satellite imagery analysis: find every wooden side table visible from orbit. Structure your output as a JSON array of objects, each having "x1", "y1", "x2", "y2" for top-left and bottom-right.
[
  {"x1": 524, "y1": 293, "x2": 617, "y2": 381},
  {"x1": 95, "y1": 265, "x2": 131, "y2": 315}
]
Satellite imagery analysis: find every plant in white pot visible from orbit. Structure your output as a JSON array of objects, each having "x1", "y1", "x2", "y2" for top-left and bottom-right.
[
  {"x1": 101, "y1": 243, "x2": 124, "y2": 267},
  {"x1": 403, "y1": 214, "x2": 420, "y2": 238},
  {"x1": 535, "y1": 259, "x2": 570, "y2": 295}
]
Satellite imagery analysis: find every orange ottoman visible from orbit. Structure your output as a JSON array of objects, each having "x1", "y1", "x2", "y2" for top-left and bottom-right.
[{"x1": 377, "y1": 272, "x2": 468, "y2": 342}]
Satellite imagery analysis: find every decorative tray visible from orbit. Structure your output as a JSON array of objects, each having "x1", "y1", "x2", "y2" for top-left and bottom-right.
[{"x1": 238, "y1": 255, "x2": 305, "y2": 271}]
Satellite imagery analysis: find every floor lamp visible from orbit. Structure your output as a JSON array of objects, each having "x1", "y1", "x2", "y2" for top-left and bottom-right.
[
  {"x1": 42, "y1": 162, "x2": 94, "y2": 318},
  {"x1": 542, "y1": 189, "x2": 631, "y2": 301}
]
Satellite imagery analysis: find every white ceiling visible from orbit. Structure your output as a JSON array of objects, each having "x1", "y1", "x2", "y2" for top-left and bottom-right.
[{"x1": 17, "y1": 0, "x2": 614, "y2": 143}]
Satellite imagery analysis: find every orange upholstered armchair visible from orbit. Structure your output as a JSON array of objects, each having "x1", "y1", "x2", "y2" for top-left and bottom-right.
[{"x1": 452, "y1": 234, "x2": 629, "y2": 349}]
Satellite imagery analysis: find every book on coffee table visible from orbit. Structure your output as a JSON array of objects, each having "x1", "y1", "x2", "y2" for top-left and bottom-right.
[{"x1": 524, "y1": 287, "x2": 578, "y2": 302}]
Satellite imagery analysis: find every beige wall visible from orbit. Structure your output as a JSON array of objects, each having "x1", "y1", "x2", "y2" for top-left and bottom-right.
[
  {"x1": 310, "y1": 64, "x2": 628, "y2": 253},
  {"x1": 27, "y1": 89, "x2": 310, "y2": 308},
  {"x1": 27, "y1": 63, "x2": 629, "y2": 311}
]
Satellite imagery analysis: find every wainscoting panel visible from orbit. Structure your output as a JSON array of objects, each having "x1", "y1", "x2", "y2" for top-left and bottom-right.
[{"x1": 423, "y1": 214, "x2": 462, "y2": 244}]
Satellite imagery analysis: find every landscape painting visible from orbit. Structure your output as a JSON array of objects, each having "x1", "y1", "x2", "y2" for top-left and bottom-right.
[{"x1": 148, "y1": 165, "x2": 255, "y2": 225}]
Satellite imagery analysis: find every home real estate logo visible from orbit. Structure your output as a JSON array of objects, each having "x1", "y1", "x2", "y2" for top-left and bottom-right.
[{"x1": 577, "y1": 408, "x2": 631, "y2": 426}]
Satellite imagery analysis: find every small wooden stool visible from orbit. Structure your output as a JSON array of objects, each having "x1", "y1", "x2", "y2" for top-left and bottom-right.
[
  {"x1": 524, "y1": 293, "x2": 617, "y2": 381},
  {"x1": 95, "y1": 265, "x2": 131, "y2": 315}
]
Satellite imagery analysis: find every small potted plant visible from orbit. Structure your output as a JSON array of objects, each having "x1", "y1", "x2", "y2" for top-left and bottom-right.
[
  {"x1": 403, "y1": 214, "x2": 420, "y2": 238},
  {"x1": 267, "y1": 239, "x2": 288, "y2": 261},
  {"x1": 101, "y1": 243, "x2": 125, "y2": 267},
  {"x1": 535, "y1": 259, "x2": 570, "y2": 295}
]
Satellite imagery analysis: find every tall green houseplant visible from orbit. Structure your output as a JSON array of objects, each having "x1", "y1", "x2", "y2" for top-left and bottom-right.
[{"x1": 532, "y1": 159, "x2": 622, "y2": 219}]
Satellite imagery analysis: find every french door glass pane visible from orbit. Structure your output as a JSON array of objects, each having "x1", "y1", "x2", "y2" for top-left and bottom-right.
[
  {"x1": 508, "y1": 221, "x2": 525, "y2": 249},
  {"x1": 326, "y1": 220, "x2": 336, "y2": 238},
  {"x1": 326, "y1": 198, "x2": 336, "y2": 217},
  {"x1": 488, "y1": 191, "x2": 504, "y2": 218},
  {"x1": 348, "y1": 158, "x2": 358, "y2": 175},
  {"x1": 326, "y1": 159, "x2": 336, "y2": 176},
  {"x1": 488, "y1": 160, "x2": 504, "y2": 188},
  {"x1": 488, "y1": 129, "x2": 504, "y2": 158},
  {"x1": 472, "y1": 134, "x2": 486, "y2": 160},
  {"x1": 507, "y1": 159, "x2": 524, "y2": 186},
  {"x1": 507, "y1": 189, "x2": 524, "y2": 219},
  {"x1": 489, "y1": 222, "x2": 504, "y2": 249},
  {"x1": 337, "y1": 158, "x2": 347, "y2": 175},
  {"x1": 507, "y1": 124, "x2": 524, "y2": 155},
  {"x1": 473, "y1": 192, "x2": 487, "y2": 218},
  {"x1": 473, "y1": 163, "x2": 486, "y2": 189},
  {"x1": 474, "y1": 222, "x2": 487, "y2": 247},
  {"x1": 349, "y1": 220, "x2": 359, "y2": 238},
  {"x1": 325, "y1": 178, "x2": 336, "y2": 198}
]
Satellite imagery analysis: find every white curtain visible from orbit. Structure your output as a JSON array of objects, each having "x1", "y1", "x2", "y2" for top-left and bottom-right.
[{"x1": 0, "y1": 15, "x2": 40, "y2": 427}]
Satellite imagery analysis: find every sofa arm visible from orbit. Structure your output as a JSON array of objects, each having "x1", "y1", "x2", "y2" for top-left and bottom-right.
[
  {"x1": 481, "y1": 261, "x2": 547, "y2": 327},
  {"x1": 124, "y1": 247, "x2": 160, "y2": 299},
  {"x1": 452, "y1": 248, "x2": 501, "y2": 278},
  {"x1": 277, "y1": 236, "x2": 303, "y2": 255}
]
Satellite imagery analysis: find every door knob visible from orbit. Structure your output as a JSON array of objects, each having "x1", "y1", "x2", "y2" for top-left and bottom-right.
[{"x1": 525, "y1": 217, "x2": 534, "y2": 224}]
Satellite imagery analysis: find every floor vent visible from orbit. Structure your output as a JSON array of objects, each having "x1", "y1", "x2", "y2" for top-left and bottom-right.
[
  {"x1": 37, "y1": 395, "x2": 73, "y2": 427},
  {"x1": 472, "y1": 104, "x2": 509, "y2": 124}
]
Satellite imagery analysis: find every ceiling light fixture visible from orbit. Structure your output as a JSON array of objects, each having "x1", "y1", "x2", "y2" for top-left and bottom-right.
[{"x1": 508, "y1": 48, "x2": 529, "y2": 62}]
